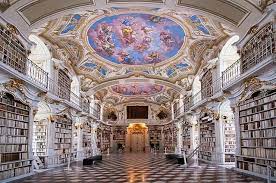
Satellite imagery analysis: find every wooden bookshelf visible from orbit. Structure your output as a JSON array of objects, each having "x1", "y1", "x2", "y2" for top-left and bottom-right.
[
  {"x1": 0, "y1": 93, "x2": 32, "y2": 180},
  {"x1": 97, "y1": 124, "x2": 111, "y2": 154},
  {"x1": 33, "y1": 120, "x2": 47, "y2": 157},
  {"x1": 163, "y1": 123, "x2": 176, "y2": 153},
  {"x1": 237, "y1": 90, "x2": 276, "y2": 178},
  {"x1": 199, "y1": 115, "x2": 215, "y2": 161},
  {"x1": 53, "y1": 115, "x2": 72, "y2": 162},
  {"x1": 201, "y1": 69, "x2": 213, "y2": 99},
  {"x1": 224, "y1": 119, "x2": 236, "y2": 163},
  {"x1": 240, "y1": 22, "x2": 275, "y2": 73},
  {"x1": 83, "y1": 122, "x2": 92, "y2": 157},
  {"x1": 182, "y1": 122, "x2": 191, "y2": 154},
  {"x1": 0, "y1": 23, "x2": 28, "y2": 75},
  {"x1": 112, "y1": 126, "x2": 126, "y2": 152},
  {"x1": 58, "y1": 70, "x2": 71, "y2": 100},
  {"x1": 148, "y1": 125, "x2": 162, "y2": 152}
]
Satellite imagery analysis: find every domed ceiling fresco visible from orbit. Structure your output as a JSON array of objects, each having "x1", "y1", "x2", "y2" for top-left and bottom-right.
[
  {"x1": 36, "y1": 7, "x2": 229, "y2": 104},
  {"x1": 111, "y1": 83, "x2": 164, "y2": 96},
  {"x1": 87, "y1": 13, "x2": 185, "y2": 65}
]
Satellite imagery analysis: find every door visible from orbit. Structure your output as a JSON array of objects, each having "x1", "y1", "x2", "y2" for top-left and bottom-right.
[{"x1": 131, "y1": 133, "x2": 144, "y2": 152}]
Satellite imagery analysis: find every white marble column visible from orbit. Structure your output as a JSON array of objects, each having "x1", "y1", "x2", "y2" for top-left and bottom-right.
[
  {"x1": 215, "y1": 114, "x2": 224, "y2": 164},
  {"x1": 75, "y1": 120, "x2": 84, "y2": 160},
  {"x1": 171, "y1": 103, "x2": 175, "y2": 120},
  {"x1": 176, "y1": 121, "x2": 183, "y2": 154},
  {"x1": 91, "y1": 122, "x2": 99, "y2": 156}
]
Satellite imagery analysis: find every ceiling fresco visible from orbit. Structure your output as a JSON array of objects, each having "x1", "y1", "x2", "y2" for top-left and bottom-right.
[
  {"x1": 36, "y1": 7, "x2": 230, "y2": 104},
  {"x1": 60, "y1": 14, "x2": 81, "y2": 35},
  {"x1": 111, "y1": 83, "x2": 164, "y2": 96},
  {"x1": 87, "y1": 13, "x2": 185, "y2": 65}
]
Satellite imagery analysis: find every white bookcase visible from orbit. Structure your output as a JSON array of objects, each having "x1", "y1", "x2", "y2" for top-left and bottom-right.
[
  {"x1": 237, "y1": 90, "x2": 276, "y2": 178},
  {"x1": 0, "y1": 93, "x2": 32, "y2": 180}
]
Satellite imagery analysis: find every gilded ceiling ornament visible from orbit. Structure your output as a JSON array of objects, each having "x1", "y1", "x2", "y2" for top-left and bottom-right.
[
  {"x1": 239, "y1": 77, "x2": 264, "y2": 102},
  {"x1": 259, "y1": 0, "x2": 274, "y2": 11},
  {"x1": 6, "y1": 23, "x2": 19, "y2": 35},
  {"x1": 4, "y1": 79, "x2": 24, "y2": 92}
]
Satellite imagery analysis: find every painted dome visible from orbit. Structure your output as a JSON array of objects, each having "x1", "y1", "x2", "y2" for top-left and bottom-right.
[{"x1": 87, "y1": 13, "x2": 185, "y2": 65}]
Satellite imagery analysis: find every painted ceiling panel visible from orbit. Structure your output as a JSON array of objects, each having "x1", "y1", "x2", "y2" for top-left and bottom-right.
[
  {"x1": 178, "y1": 0, "x2": 249, "y2": 26},
  {"x1": 111, "y1": 83, "x2": 164, "y2": 96},
  {"x1": 19, "y1": 0, "x2": 94, "y2": 25},
  {"x1": 87, "y1": 13, "x2": 185, "y2": 65}
]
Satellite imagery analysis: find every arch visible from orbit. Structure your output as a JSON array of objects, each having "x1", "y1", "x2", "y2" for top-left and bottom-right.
[
  {"x1": 71, "y1": 76, "x2": 80, "y2": 97},
  {"x1": 192, "y1": 75, "x2": 201, "y2": 96},
  {"x1": 34, "y1": 101, "x2": 52, "y2": 121},
  {"x1": 28, "y1": 34, "x2": 52, "y2": 74},
  {"x1": 218, "y1": 35, "x2": 240, "y2": 74}
]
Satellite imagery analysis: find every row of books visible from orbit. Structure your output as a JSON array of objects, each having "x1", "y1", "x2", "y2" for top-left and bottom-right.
[
  {"x1": 239, "y1": 93, "x2": 276, "y2": 109},
  {"x1": 0, "y1": 160, "x2": 31, "y2": 171},
  {"x1": 6, "y1": 113, "x2": 29, "y2": 121},
  {"x1": 54, "y1": 144, "x2": 71, "y2": 149},
  {"x1": 241, "y1": 119, "x2": 276, "y2": 130},
  {"x1": 0, "y1": 144, "x2": 28, "y2": 153},
  {"x1": 34, "y1": 145, "x2": 47, "y2": 149},
  {"x1": 0, "y1": 152, "x2": 28, "y2": 163},
  {"x1": 35, "y1": 128, "x2": 46, "y2": 133},
  {"x1": 55, "y1": 133, "x2": 71, "y2": 138},
  {"x1": 241, "y1": 128, "x2": 275, "y2": 138},
  {"x1": 255, "y1": 158, "x2": 276, "y2": 167},
  {"x1": 1, "y1": 107, "x2": 29, "y2": 116},
  {"x1": 0, "y1": 166, "x2": 31, "y2": 180},
  {"x1": 0, "y1": 136, "x2": 27, "y2": 144},
  {"x1": 225, "y1": 140, "x2": 236, "y2": 145},
  {"x1": 240, "y1": 102, "x2": 276, "y2": 115},
  {"x1": 241, "y1": 138, "x2": 276, "y2": 147},
  {"x1": 241, "y1": 147, "x2": 276, "y2": 159},
  {"x1": 201, "y1": 145, "x2": 215, "y2": 151},
  {"x1": 0, "y1": 100, "x2": 29, "y2": 111},
  {"x1": 225, "y1": 147, "x2": 235, "y2": 153},
  {"x1": 239, "y1": 109, "x2": 275, "y2": 120},
  {"x1": 54, "y1": 139, "x2": 71, "y2": 143},
  {"x1": 0, "y1": 128, "x2": 27, "y2": 136},
  {"x1": 237, "y1": 161, "x2": 276, "y2": 176},
  {"x1": 0, "y1": 120, "x2": 28, "y2": 129},
  {"x1": 55, "y1": 128, "x2": 72, "y2": 133}
]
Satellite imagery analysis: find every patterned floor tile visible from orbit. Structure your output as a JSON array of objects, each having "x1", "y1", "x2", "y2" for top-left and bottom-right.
[{"x1": 11, "y1": 153, "x2": 266, "y2": 183}]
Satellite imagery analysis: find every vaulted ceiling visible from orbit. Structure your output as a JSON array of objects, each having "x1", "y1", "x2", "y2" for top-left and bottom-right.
[{"x1": 0, "y1": 0, "x2": 267, "y2": 105}]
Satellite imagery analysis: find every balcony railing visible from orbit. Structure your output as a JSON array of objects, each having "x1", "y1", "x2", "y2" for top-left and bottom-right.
[
  {"x1": 175, "y1": 77, "x2": 223, "y2": 118},
  {"x1": 222, "y1": 59, "x2": 241, "y2": 88},
  {"x1": 0, "y1": 56, "x2": 49, "y2": 90},
  {"x1": 0, "y1": 57, "x2": 101, "y2": 118}
]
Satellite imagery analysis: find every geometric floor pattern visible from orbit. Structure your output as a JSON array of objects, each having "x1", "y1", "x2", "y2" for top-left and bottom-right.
[{"x1": 12, "y1": 153, "x2": 265, "y2": 183}]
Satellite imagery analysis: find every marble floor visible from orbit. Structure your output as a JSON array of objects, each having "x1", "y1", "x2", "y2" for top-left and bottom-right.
[{"x1": 13, "y1": 153, "x2": 265, "y2": 183}]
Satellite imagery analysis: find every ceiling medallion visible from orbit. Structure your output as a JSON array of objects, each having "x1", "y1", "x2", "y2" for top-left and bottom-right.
[{"x1": 86, "y1": 12, "x2": 186, "y2": 66}]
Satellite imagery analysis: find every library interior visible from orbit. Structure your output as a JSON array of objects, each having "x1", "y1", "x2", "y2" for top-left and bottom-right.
[{"x1": 0, "y1": 0, "x2": 275, "y2": 182}]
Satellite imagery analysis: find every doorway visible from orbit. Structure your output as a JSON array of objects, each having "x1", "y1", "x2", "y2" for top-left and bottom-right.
[{"x1": 126, "y1": 123, "x2": 148, "y2": 153}]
